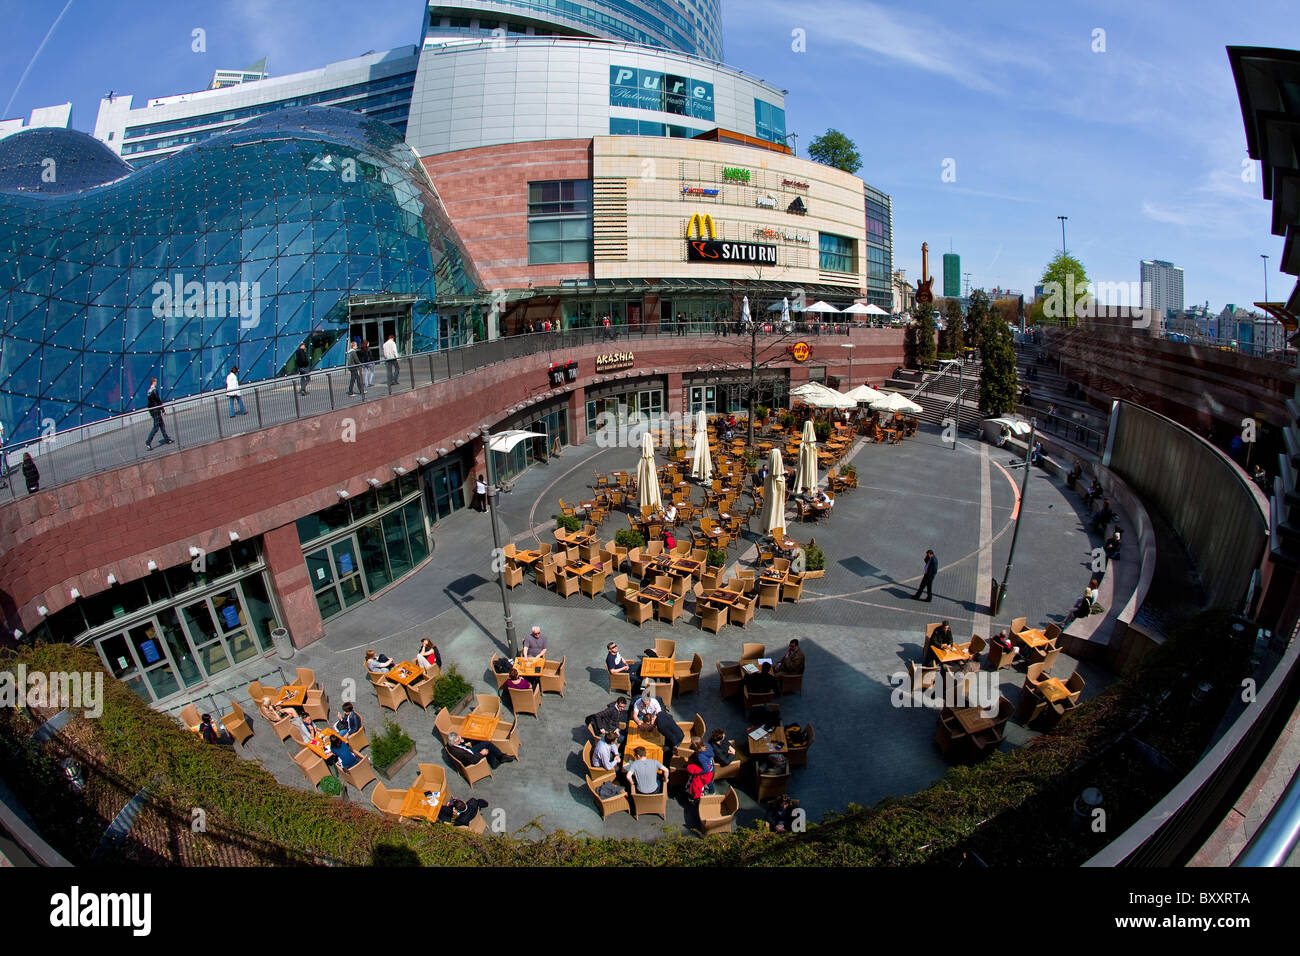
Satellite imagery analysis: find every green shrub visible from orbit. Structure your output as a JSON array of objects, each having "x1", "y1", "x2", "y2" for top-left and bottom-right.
[
  {"x1": 744, "y1": 452, "x2": 758, "y2": 470},
  {"x1": 706, "y1": 548, "x2": 726, "y2": 568},
  {"x1": 804, "y1": 543, "x2": 826, "y2": 571},
  {"x1": 318, "y1": 775, "x2": 343, "y2": 797},
  {"x1": 780, "y1": 412, "x2": 795, "y2": 429},
  {"x1": 814, "y1": 421, "x2": 831, "y2": 442},
  {"x1": 841, "y1": 463, "x2": 857, "y2": 477},
  {"x1": 371, "y1": 719, "x2": 415, "y2": 771},
  {"x1": 433, "y1": 665, "x2": 473, "y2": 711},
  {"x1": 615, "y1": 528, "x2": 645, "y2": 550},
  {"x1": 556, "y1": 514, "x2": 582, "y2": 533},
  {"x1": 754, "y1": 405, "x2": 769, "y2": 421}
]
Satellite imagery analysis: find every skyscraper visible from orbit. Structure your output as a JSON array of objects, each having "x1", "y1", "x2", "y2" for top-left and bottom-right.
[
  {"x1": 1140, "y1": 259, "x2": 1185, "y2": 319},
  {"x1": 943, "y1": 252, "x2": 960, "y2": 299}
]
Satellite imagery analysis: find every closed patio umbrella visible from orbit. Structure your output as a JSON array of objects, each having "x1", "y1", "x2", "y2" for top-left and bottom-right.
[
  {"x1": 637, "y1": 432, "x2": 662, "y2": 511},
  {"x1": 760, "y1": 449, "x2": 786, "y2": 534},
  {"x1": 794, "y1": 419, "x2": 818, "y2": 494},
  {"x1": 690, "y1": 409, "x2": 713, "y2": 482}
]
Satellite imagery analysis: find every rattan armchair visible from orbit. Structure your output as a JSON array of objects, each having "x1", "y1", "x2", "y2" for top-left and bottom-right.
[
  {"x1": 698, "y1": 788, "x2": 739, "y2": 836},
  {"x1": 472, "y1": 693, "x2": 501, "y2": 719},
  {"x1": 580, "y1": 569, "x2": 608, "y2": 599},
  {"x1": 629, "y1": 777, "x2": 669, "y2": 820},
  {"x1": 622, "y1": 595, "x2": 653, "y2": 627},
  {"x1": 758, "y1": 581, "x2": 780, "y2": 609},
  {"x1": 540, "y1": 656, "x2": 566, "y2": 696},
  {"x1": 220, "y1": 700, "x2": 254, "y2": 745},
  {"x1": 508, "y1": 681, "x2": 542, "y2": 718},
  {"x1": 370, "y1": 782, "x2": 406, "y2": 820},
  {"x1": 293, "y1": 747, "x2": 331, "y2": 788},
  {"x1": 717, "y1": 661, "x2": 745, "y2": 699},
  {"x1": 340, "y1": 754, "x2": 378, "y2": 791},
  {"x1": 179, "y1": 703, "x2": 202, "y2": 733},
  {"x1": 373, "y1": 678, "x2": 405, "y2": 712},
  {"x1": 446, "y1": 746, "x2": 493, "y2": 787},
  {"x1": 674, "y1": 654, "x2": 704, "y2": 695},
  {"x1": 405, "y1": 675, "x2": 437, "y2": 709},
  {"x1": 786, "y1": 722, "x2": 814, "y2": 768},
  {"x1": 587, "y1": 775, "x2": 630, "y2": 818}
]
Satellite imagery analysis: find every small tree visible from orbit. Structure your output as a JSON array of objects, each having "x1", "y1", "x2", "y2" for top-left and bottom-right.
[
  {"x1": 978, "y1": 298, "x2": 1018, "y2": 415},
  {"x1": 965, "y1": 289, "x2": 991, "y2": 355},
  {"x1": 807, "y1": 129, "x2": 862, "y2": 174},
  {"x1": 912, "y1": 300, "x2": 937, "y2": 367},
  {"x1": 943, "y1": 297, "x2": 965, "y2": 355},
  {"x1": 1032, "y1": 252, "x2": 1091, "y2": 325}
]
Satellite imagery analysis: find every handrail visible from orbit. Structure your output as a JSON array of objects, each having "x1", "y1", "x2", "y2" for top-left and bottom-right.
[
  {"x1": 1235, "y1": 762, "x2": 1300, "y2": 866},
  {"x1": 0, "y1": 319, "x2": 867, "y2": 501}
]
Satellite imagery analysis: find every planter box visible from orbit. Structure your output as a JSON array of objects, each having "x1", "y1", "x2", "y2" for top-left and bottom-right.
[
  {"x1": 802, "y1": 569, "x2": 825, "y2": 579},
  {"x1": 374, "y1": 742, "x2": 416, "y2": 782}
]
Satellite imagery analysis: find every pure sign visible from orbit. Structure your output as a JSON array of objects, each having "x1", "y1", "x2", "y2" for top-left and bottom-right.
[{"x1": 687, "y1": 240, "x2": 777, "y2": 264}]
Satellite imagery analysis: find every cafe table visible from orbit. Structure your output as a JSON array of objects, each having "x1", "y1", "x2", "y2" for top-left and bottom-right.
[
  {"x1": 636, "y1": 585, "x2": 675, "y2": 606},
  {"x1": 461, "y1": 712, "x2": 501, "y2": 740},
  {"x1": 385, "y1": 661, "x2": 427, "y2": 686},
  {"x1": 562, "y1": 560, "x2": 601, "y2": 578},
  {"x1": 1036, "y1": 676, "x2": 1071, "y2": 704},
  {"x1": 513, "y1": 656, "x2": 545, "y2": 677},
  {"x1": 1018, "y1": 627, "x2": 1051, "y2": 650},
  {"x1": 512, "y1": 548, "x2": 544, "y2": 567},
  {"x1": 578, "y1": 500, "x2": 598, "y2": 512},
  {"x1": 702, "y1": 588, "x2": 745, "y2": 607},
  {"x1": 303, "y1": 731, "x2": 338, "y2": 762},
  {"x1": 275, "y1": 685, "x2": 308, "y2": 707},
  {"x1": 746, "y1": 723, "x2": 787, "y2": 756},
  {"x1": 760, "y1": 568, "x2": 788, "y2": 585},
  {"x1": 639, "y1": 657, "x2": 675, "y2": 680},
  {"x1": 400, "y1": 785, "x2": 446, "y2": 821},
  {"x1": 930, "y1": 644, "x2": 971, "y2": 666},
  {"x1": 624, "y1": 735, "x2": 664, "y2": 764},
  {"x1": 949, "y1": 706, "x2": 997, "y2": 735}
]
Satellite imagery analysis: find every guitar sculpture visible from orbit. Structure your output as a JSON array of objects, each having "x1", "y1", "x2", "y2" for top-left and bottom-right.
[{"x1": 915, "y1": 242, "x2": 934, "y2": 305}]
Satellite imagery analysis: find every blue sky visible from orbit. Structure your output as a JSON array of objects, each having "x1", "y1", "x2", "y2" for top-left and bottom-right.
[{"x1": 1, "y1": 0, "x2": 1295, "y2": 311}]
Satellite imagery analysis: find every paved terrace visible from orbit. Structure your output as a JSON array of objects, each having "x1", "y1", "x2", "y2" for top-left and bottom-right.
[{"x1": 225, "y1": 425, "x2": 1121, "y2": 840}]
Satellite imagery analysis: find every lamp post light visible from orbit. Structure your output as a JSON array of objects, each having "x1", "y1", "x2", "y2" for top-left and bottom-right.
[
  {"x1": 1261, "y1": 253, "x2": 1269, "y2": 305},
  {"x1": 1057, "y1": 216, "x2": 1068, "y2": 255},
  {"x1": 994, "y1": 419, "x2": 1036, "y2": 615},
  {"x1": 840, "y1": 342, "x2": 854, "y2": 387}
]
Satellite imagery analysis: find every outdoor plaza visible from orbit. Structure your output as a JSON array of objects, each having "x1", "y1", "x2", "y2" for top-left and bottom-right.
[{"x1": 217, "y1": 395, "x2": 1131, "y2": 840}]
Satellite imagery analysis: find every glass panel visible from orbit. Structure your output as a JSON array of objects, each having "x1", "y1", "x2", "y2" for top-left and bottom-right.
[
  {"x1": 357, "y1": 521, "x2": 391, "y2": 594},
  {"x1": 339, "y1": 571, "x2": 367, "y2": 608},
  {"x1": 306, "y1": 548, "x2": 335, "y2": 590},
  {"x1": 210, "y1": 589, "x2": 245, "y2": 634},
  {"x1": 195, "y1": 641, "x2": 232, "y2": 677},
  {"x1": 143, "y1": 663, "x2": 181, "y2": 700},
  {"x1": 98, "y1": 632, "x2": 140, "y2": 681},
  {"x1": 405, "y1": 500, "x2": 429, "y2": 566},
  {"x1": 157, "y1": 610, "x2": 202, "y2": 687},
  {"x1": 228, "y1": 628, "x2": 258, "y2": 664},
  {"x1": 239, "y1": 573, "x2": 277, "y2": 651},
  {"x1": 330, "y1": 539, "x2": 362, "y2": 588},
  {"x1": 383, "y1": 509, "x2": 412, "y2": 580},
  {"x1": 315, "y1": 587, "x2": 343, "y2": 621}
]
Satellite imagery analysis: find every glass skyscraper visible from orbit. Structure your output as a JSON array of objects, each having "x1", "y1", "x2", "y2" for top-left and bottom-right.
[{"x1": 0, "y1": 108, "x2": 480, "y2": 444}]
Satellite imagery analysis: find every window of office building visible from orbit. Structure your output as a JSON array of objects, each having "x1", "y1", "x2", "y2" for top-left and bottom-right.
[
  {"x1": 755, "y1": 100, "x2": 787, "y2": 144},
  {"x1": 609, "y1": 67, "x2": 713, "y2": 121},
  {"x1": 528, "y1": 180, "x2": 592, "y2": 265},
  {"x1": 819, "y1": 232, "x2": 856, "y2": 274}
]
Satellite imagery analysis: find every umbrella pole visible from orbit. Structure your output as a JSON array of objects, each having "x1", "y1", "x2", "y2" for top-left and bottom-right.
[
  {"x1": 482, "y1": 425, "x2": 519, "y2": 658},
  {"x1": 994, "y1": 420, "x2": 1035, "y2": 615}
]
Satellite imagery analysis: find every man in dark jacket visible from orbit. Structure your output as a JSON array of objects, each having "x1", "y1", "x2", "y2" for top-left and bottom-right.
[
  {"x1": 144, "y1": 378, "x2": 174, "y2": 449},
  {"x1": 653, "y1": 708, "x2": 685, "y2": 753},
  {"x1": 586, "y1": 697, "x2": 628, "y2": 737},
  {"x1": 913, "y1": 549, "x2": 938, "y2": 602},
  {"x1": 294, "y1": 344, "x2": 311, "y2": 395},
  {"x1": 446, "y1": 732, "x2": 513, "y2": 770}
]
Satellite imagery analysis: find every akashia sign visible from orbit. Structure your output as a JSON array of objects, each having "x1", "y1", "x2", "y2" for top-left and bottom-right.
[{"x1": 595, "y1": 351, "x2": 635, "y2": 373}]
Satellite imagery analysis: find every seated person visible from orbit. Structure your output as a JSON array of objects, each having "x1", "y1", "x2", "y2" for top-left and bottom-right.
[
  {"x1": 259, "y1": 696, "x2": 293, "y2": 723},
  {"x1": 592, "y1": 731, "x2": 621, "y2": 772},
  {"x1": 1090, "y1": 498, "x2": 1114, "y2": 534},
  {"x1": 926, "y1": 622, "x2": 955, "y2": 665},
  {"x1": 365, "y1": 649, "x2": 395, "y2": 675},
  {"x1": 989, "y1": 629, "x2": 1018, "y2": 662},
  {"x1": 1084, "y1": 480, "x2": 1103, "y2": 505},
  {"x1": 445, "y1": 732, "x2": 514, "y2": 770},
  {"x1": 1070, "y1": 579, "x2": 1100, "y2": 620},
  {"x1": 766, "y1": 794, "x2": 798, "y2": 833},
  {"x1": 288, "y1": 711, "x2": 316, "y2": 745},
  {"x1": 709, "y1": 729, "x2": 738, "y2": 766},
  {"x1": 744, "y1": 661, "x2": 779, "y2": 695},
  {"x1": 624, "y1": 747, "x2": 668, "y2": 795},
  {"x1": 605, "y1": 642, "x2": 644, "y2": 693},
  {"x1": 813, "y1": 490, "x2": 833, "y2": 508},
  {"x1": 663, "y1": 529, "x2": 677, "y2": 550},
  {"x1": 522, "y1": 626, "x2": 548, "y2": 660},
  {"x1": 1067, "y1": 461, "x2": 1083, "y2": 488},
  {"x1": 327, "y1": 735, "x2": 362, "y2": 771},
  {"x1": 757, "y1": 752, "x2": 789, "y2": 778},
  {"x1": 662, "y1": 502, "x2": 677, "y2": 524},
  {"x1": 198, "y1": 713, "x2": 233, "y2": 745},
  {"x1": 438, "y1": 797, "x2": 489, "y2": 827},
  {"x1": 1104, "y1": 526, "x2": 1123, "y2": 559},
  {"x1": 334, "y1": 702, "x2": 362, "y2": 738},
  {"x1": 632, "y1": 691, "x2": 663, "y2": 729},
  {"x1": 1030, "y1": 441, "x2": 1044, "y2": 466},
  {"x1": 504, "y1": 667, "x2": 532, "y2": 691},
  {"x1": 417, "y1": 638, "x2": 442, "y2": 671},
  {"x1": 773, "y1": 639, "x2": 805, "y2": 675},
  {"x1": 996, "y1": 426, "x2": 1010, "y2": 448},
  {"x1": 586, "y1": 697, "x2": 628, "y2": 737}
]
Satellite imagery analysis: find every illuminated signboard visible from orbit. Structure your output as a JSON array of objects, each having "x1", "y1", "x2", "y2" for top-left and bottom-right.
[
  {"x1": 687, "y1": 240, "x2": 777, "y2": 264},
  {"x1": 609, "y1": 66, "x2": 714, "y2": 121},
  {"x1": 595, "y1": 351, "x2": 635, "y2": 373},
  {"x1": 790, "y1": 342, "x2": 812, "y2": 362}
]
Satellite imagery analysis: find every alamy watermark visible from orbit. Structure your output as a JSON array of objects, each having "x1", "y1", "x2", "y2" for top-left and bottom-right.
[
  {"x1": 151, "y1": 272, "x2": 261, "y2": 328},
  {"x1": 0, "y1": 666, "x2": 104, "y2": 718},
  {"x1": 1039, "y1": 277, "x2": 1154, "y2": 328},
  {"x1": 593, "y1": 410, "x2": 702, "y2": 451},
  {"x1": 890, "y1": 669, "x2": 1000, "y2": 716}
]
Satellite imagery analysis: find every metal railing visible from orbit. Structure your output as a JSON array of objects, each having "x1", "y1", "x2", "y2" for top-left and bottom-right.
[
  {"x1": 0, "y1": 320, "x2": 867, "y2": 502},
  {"x1": 1015, "y1": 402, "x2": 1107, "y2": 455}
]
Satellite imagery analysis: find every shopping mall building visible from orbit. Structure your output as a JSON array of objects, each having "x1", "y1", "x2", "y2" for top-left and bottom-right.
[{"x1": 0, "y1": 1, "x2": 905, "y2": 706}]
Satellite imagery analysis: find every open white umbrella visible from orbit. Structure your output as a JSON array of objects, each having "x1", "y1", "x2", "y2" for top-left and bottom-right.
[
  {"x1": 760, "y1": 449, "x2": 786, "y2": 534},
  {"x1": 863, "y1": 303, "x2": 889, "y2": 315},
  {"x1": 690, "y1": 409, "x2": 713, "y2": 482},
  {"x1": 795, "y1": 382, "x2": 856, "y2": 409},
  {"x1": 637, "y1": 432, "x2": 662, "y2": 511},
  {"x1": 804, "y1": 301, "x2": 841, "y2": 314},
  {"x1": 842, "y1": 303, "x2": 874, "y2": 315},
  {"x1": 843, "y1": 384, "x2": 885, "y2": 404},
  {"x1": 870, "y1": 391, "x2": 923, "y2": 415},
  {"x1": 790, "y1": 382, "x2": 824, "y2": 399},
  {"x1": 794, "y1": 419, "x2": 818, "y2": 494}
]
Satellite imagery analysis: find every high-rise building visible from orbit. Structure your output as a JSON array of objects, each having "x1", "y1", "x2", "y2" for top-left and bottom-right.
[
  {"x1": 1140, "y1": 259, "x2": 1185, "y2": 319},
  {"x1": 863, "y1": 185, "x2": 893, "y2": 312},
  {"x1": 943, "y1": 252, "x2": 960, "y2": 299},
  {"x1": 0, "y1": 103, "x2": 72, "y2": 140},
  {"x1": 208, "y1": 58, "x2": 269, "y2": 90}
]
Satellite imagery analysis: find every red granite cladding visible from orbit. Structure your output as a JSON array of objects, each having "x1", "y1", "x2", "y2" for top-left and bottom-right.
[
  {"x1": 0, "y1": 328, "x2": 903, "y2": 633},
  {"x1": 421, "y1": 141, "x2": 593, "y2": 289}
]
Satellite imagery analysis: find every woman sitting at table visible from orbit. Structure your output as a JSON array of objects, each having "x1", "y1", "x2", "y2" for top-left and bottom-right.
[
  {"x1": 417, "y1": 638, "x2": 442, "y2": 671},
  {"x1": 259, "y1": 696, "x2": 293, "y2": 724},
  {"x1": 288, "y1": 711, "x2": 315, "y2": 744},
  {"x1": 327, "y1": 734, "x2": 362, "y2": 772},
  {"x1": 504, "y1": 667, "x2": 531, "y2": 692},
  {"x1": 365, "y1": 649, "x2": 395, "y2": 675},
  {"x1": 709, "y1": 729, "x2": 738, "y2": 766},
  {"x1": 686, "y1": 736, "x2": 715, "y2": 801}
]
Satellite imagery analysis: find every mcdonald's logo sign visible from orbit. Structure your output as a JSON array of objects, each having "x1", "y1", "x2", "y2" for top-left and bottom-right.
[{"x1": 686, "y1": 212, "x2": 717, "y2": 239}]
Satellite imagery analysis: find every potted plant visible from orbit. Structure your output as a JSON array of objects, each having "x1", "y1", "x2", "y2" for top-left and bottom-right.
[
  {"x1": 814, "y1": 421, "x2": 832, "y2": 442},
  {"x1": 615, "y1": 528, "x2": 645, "y2": 551},
  {"x1": 780, "y1": 412, "x2": 795, "y2": 430},
  {"x1": 803, "y1": 542, "x2": 827, "y2": 579},
  {"x1": 371, "y1": 719, "x2": 416, "y2": 781},
  {"x1": 434, "y1": 665, "x2": 474, "y2": 713},
  {"x1": 556, "y1": 514, "x2": 582, "y2": 533},
  {"x1": 744, "y1": 451, "x2": 758, "y2": 471},
  {"x1": 755, "y1": 404, "x2": 769, "y2": 424},
  {"x1": 318, "y1": 774, "x2": 344, "y2": 798},
  {"x1": 706, "y1": 548, "x2": 726, "y2": 569}
]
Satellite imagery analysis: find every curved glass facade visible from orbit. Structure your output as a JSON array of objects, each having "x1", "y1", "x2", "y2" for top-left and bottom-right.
[{"x1": 0, "y1": 107, "x2": 481, "y2": 444}]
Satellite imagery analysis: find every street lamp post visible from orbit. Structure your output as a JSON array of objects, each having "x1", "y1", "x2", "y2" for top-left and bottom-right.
[
  {"x1": 480, "y1": 424, "x2": 519, "y2": 657},
  {"x1": 1262, "y1": 253, "x2": 1269, "y2": 305},
  {"x1": 841, "y1": 342, "x2": 854, "y2": 387},
  {"x1": 994, "y1": 419, "x2": 1036, "y2": 615},
  {"x1": 1057, "y1": 216, "x2": 1068, "y2": 255}
]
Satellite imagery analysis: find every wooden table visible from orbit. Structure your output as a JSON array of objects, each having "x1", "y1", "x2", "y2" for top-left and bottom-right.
[
  {"x1": 702, "y1": 588, "x2": 745, "y2": 607},
  {"x1": 639, "y1": 657, "x2": 675, "y2": 679},
  {"x1": 760, "y1": 569, "x2": 788, "y2": 585},
  {"x1": 1036, "y1": 677, "x2": 1071, "y2": 704},
  {"x1": 303, "y1": 732, "x2": 338, "y2": 761},
  {"x1": 386, "y1": 661, "x2": 426, "y2": 686},
  {"x1": 578, "y1": 500, "x2": 598, "y2": 512},
  {"x1": 276, "y1": 685, "x2": 307, "y2": 707},
  {"x1": 513, "y1": 549, "x2": 544, "y2": 566},
  {"x1": 624, "y1": 734, "x2": 663, "y2": 763},
  {"x1": 636, "y1": 585, "x2": 675, "y2": 605},
  {"x1": 746, "y1": 724, "x2": 787, "y2": 755},
  {"x1": 562, "y1": 560, "x2": 601, "y2": 577},
  {"x1": 949, "y1": 706, "x2": 997, "y2": 735},
  {"x1": 559, "y1": 531, "x2": 595, "y2": 547},
  {"x1": 776, "y1": 538, "x2": 799, "y2": 552},
  {"x1": 513, "y1": 657, "x2": 544, "y2": 677},
  {"x1": 930, "y1": 644, "x2": 972, "y2": 666},
  {"x1": 400, "y1": 785, "x2": 446, "y2": 821},
  {"x1": 461, "y1": 713, "x2": 500, "y2": 740},
  {"x1": 1019, "y1": 627, "x2": 1051, "y2": 649}
]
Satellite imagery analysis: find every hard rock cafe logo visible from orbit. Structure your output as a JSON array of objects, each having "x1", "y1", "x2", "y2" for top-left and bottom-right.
[{"x1": 789, "y1": 341, "x2": 812, "y2": 362}]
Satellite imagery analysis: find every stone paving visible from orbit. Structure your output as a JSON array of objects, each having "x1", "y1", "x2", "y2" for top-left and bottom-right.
[{"x1": 233, "y1": 424, "x2": 1115, "y2": 841}]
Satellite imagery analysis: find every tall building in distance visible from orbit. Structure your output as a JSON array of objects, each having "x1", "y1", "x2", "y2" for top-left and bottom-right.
[
  {"x1": 943, "y1": 252, "x2": 960, "y2": 299},
  {"x1": 1140, "y1": 259, "x2": 1185, "y2": 319}
]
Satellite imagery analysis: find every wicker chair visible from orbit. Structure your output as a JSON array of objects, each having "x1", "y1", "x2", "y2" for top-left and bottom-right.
[
  {"x1": 370, "y1": 782, "x2": 406, "y2": 820},
  {"x1": 503, "y1": 563, "x2": 524, "y2": 589},
  {"x1": 373, "y1": 678, "x2": 405, "y2": 712},
  {"x1": 622, "y1": 595, "x2": 653, "y2": 627},
  {"x1": 179, "y1": 703, "x2": 202, "y2": 733},
  {"x1": 508, "y1": 682, "x2": 542, "y2": 718},
  {"x1": 446, "y1": 746, "x2": 493, "y2": 787},
  {"x1": 758, "y1": 581, "x2": 780, "y2": 609},
  {"x1": 433, "y1": 707, "x2": 466, "y2": 742},
  {"x1": 489, "y1": 655, "x2": 511, "y2": 691},
  {"x1": 587, "y1": 775, "x2": 630, "y2": 818},
  {"x1": 265, "y1": 706, "x2": 295, "y2": 742},
  {"x1": 304, "y1": 689, "x2": 329, "y2": 722},
  {"x1": 340, "y1": 754, "x2": 378, "y2": 791},
  {"x1": 629, "y1": 778, "x2": 669, "y2": 820},
  {"x1": 933, "y1": 712, "x2": 968, "y2": 758},
  {"x1": 781, "y1": 575, "x2": 804, "y2": 602},
  {"x1": 756, "y1": 766, "x2": 791, "y2": 801},
  {"x1": 556, "y1": 571, "x2": 581, "y2": 599},
  {"x1": 674, "y1": 654, "x2": 704, "y2": 695},
  {"x1": 220, "y1": 701, "x2": 254, "y2": 745},
  {"x1": 717, "y1": 661, "x2": 744, "y2": 699},
  {"x1": 472, "y1": 693, "x2": 501, "y2": 719},
  {"x1": 607, "y1": 665, "x2": 632, "y2": 694},
  {"x1": 540, "y1": 656, "x2": 567, "y2": 696},
  {"x1": 247, "y1": 681, "x2": 272, "y2": 705},
  {"x1": 295, "y1": 667, "x2": 317, "y2": 690},
  {"x1": 292, "y1": 747, "x2": 331, "y2": 788},
  {"x1": 405, "y1": 675, "x2": 437, "y2": 709},
  {"x1": 582, "y1": 741, "x2": 616, "y2": 782},
  {"x1": 741, "y1": 643, "x2": 766, "y2": 662},
  {"x1": 786, "y1": 722, "x2": 815, "y2": 768},
  {"x1": 698, "y1": 788, "x2": 739, "y2": 836},
  {"x1": 778, "y1": 670, "x2": 803, "y2": 696},
  {"x1": 580, "y1": 570, "x2": 608, "y2": 599},
  {"x1": 730, "y1": 596, "x2": 756, "y2": 628}
]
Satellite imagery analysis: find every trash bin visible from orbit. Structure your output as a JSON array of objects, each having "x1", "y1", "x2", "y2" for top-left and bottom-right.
[
  {"x1": 271, "y1": 627, "x2": 294, "y2": 661},
  {"x1": 990, "y1": 578, "x2": 1000, "y2": 616},
  {"x1": 1072, "y1": 787, "x2": 1103, "y2": 831}
]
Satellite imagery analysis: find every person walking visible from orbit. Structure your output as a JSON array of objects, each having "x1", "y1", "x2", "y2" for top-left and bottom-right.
[
  {"x1": 144, "y1": 378, "x2": 174, "y2": 448},
  {"x1": 294, "y1": 344, "x2": 311, "y2": 395},
  {"x1": 226, "y1": 366, "x2": 247, "y2": 417},
  {"x1": 21, "y1": 452, "x2": 39, "y2": 494},
  {"x1": 361, "y1": 340, "x2": 375, "y2": 389},
  {"x1": 383, "y1": 333, "x2": 399, "y2": 385},
  {"x1": 912, "y1": 548, "x2": 938, "y2": 602},
  {"x1": 472, "y1": 473, "x2": 488, "y2": 513},
  {"x1": 345, "y1": 339, "x2": 365, "y2": 397}
]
